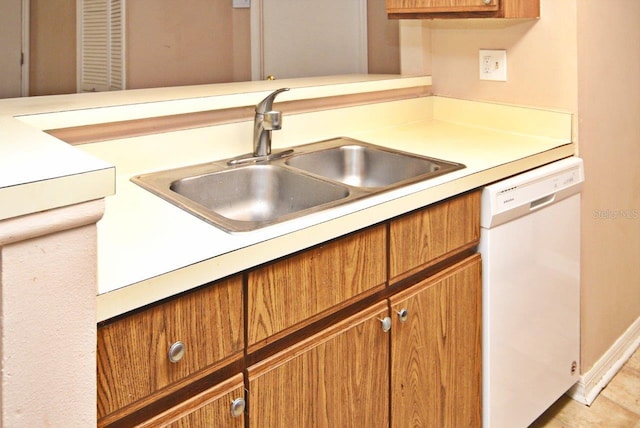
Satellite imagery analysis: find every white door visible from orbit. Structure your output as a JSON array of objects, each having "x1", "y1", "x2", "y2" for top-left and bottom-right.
[
  {"x1": 0, "y1": 0, "x2": 28, "y2": 98},
  {"x1": 250, "y1": 0, "x2": 368, "y2": 81}
]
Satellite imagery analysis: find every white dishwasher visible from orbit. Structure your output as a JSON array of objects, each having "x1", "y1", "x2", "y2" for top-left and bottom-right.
[{"x1": 479, "y1": 157, "x2": 584, "y2": 428}]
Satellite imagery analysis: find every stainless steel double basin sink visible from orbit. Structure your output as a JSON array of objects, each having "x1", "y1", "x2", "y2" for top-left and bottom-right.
[{"x1": 131, "y1": 137, "x2": 465, "y2": 232}]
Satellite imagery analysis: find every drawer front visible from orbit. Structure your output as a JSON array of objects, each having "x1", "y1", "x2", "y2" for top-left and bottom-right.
[
  {"x1": 138, "y1": 374, "x2": 246, "y2": 428},
  {"x1": 97, "y1": 275, "x2": 244, "y2": 418},
  {"x1": 247, "y1": 224, "x2": 387, "y2": 350},
  {"x1": 389, "y1": 191, "x2": 480, "y2": 282}
]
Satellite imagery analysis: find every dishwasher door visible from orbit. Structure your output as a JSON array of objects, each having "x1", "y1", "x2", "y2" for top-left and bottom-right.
[{"x1": 480, "y1": 157, "x2": 584, "y2": 428}]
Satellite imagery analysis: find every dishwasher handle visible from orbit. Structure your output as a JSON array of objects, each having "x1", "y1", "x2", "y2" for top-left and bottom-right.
[{"x1": 530, "y1": 193, "x2": 556, "y2": 211}]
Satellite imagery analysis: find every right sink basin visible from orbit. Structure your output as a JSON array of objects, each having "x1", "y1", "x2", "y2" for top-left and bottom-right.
[{"x1": 286, "y1": 138, "x2": 465, "y2": 189}]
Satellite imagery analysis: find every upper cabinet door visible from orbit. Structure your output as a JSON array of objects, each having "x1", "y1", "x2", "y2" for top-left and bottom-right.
[{"x1": 386, "y1": 0, "x2": 499, "y2": 14}]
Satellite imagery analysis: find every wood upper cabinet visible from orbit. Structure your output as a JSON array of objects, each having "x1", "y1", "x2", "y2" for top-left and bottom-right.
[
  {"x1": 387, "y1": 0, "x2": 499, "y2": 13},
  {"x1": 389, "y1": 254, "x2": 482, "y2": 427},
  {"x1": 137, "y1": 374, "x2": 246, "y2": 427},
  {"x1": 247, "y1": 302, "x2": 390, "y2": 428},
  {"x1": 386, "y1": 0, "x2": 539, "y2": 18},
  {"x1": 247, "y1": 224, "x2": 386, "y2": 351},
  {"x1": 389, "y1": 190, "x2": 480, "y2": 283},
  {"x1": 97, "y1": 275, "x2": 244, "y2": 420}
]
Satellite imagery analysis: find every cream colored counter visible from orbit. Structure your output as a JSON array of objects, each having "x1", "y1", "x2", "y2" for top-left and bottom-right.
[{"x1": 1, "y1": 75, "x2": 574, "y2": 322}]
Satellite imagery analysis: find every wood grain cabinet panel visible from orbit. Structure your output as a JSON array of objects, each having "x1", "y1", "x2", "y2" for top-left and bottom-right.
[
  {"x1": 247, "y1": 302, "x2": 390, "y2": 428},
  {"x1": 247, "y1": 224, "x2": 386, "y2": 350},
  {"x1": 389, "y1": 190, "x2": 480, "y2": 283},
  {"x1": 97, "y1": 191, "x2": 483, "y2": 426},
  {"x1": 137, "y1": 374, "x2": 245, "y2": 428},
  {"x1": 97, "y1": 275, "x2": 244, "y2": 419},
  {"x1": 387, "y1": 0, "x2": 539, "y2": 18},
  {"x1": 387, "y1": 0, "x2": 499, "y2": 13},
  {"x1": 389, "y1": 254, "x2": 482, "y2": 428}
]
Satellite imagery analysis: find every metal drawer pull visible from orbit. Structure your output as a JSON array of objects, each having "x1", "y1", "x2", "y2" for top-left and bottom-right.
[
  {"x1": 230, "y1": 397, "x2": 246, "y2": 417},
  {"x1": 379, "y1": 316, "x2": 392, "y2": 332},
  {"x1": 168, "y1": 341, "x2": 185, "y2": 363},
  {"x1": 397, "y1": 308, "x2": 409, "y2": 322}
]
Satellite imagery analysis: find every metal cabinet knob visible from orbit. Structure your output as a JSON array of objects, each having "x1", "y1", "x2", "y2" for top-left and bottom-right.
[
  {"x1": 168, "y1": 341, "x2": 185, "y2": 363},
  {"x1": 397, "y1": 308, "x2": 409, "y2": 323},
  {"x1": 230, "y1": 397, "x2": 246, "y2": 417},
  {"x1": 483, "y1": 0, "x2": 492, "y2": 4},
  {"x1": 379, "y1": 316, "x2": 392, "y2": 332}
]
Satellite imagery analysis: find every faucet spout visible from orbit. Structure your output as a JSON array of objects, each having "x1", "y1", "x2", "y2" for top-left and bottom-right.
[{"x1": 253, "y1": 88, "x2": 289, "y2": 157}]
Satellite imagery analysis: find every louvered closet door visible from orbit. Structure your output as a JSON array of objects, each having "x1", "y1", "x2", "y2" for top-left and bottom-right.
[{"x1": 79, "y1": 0, "x2": 124, "y2": 92}]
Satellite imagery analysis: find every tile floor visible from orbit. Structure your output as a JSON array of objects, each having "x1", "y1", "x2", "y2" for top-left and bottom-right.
[{"x1": 531, "y1": 347, "x2": 640, "y2": 427}]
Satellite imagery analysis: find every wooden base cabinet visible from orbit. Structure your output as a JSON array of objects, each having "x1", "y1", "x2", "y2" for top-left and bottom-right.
[
  {"x1": 247, "y1": 302, "x2": 390, "y2": 428},
  {"x1": 97, "y1": 191, "x2": 482, "y2": 426},
  {"x1": 390, "y1": 255, "x2": 482, "y2": 427}
]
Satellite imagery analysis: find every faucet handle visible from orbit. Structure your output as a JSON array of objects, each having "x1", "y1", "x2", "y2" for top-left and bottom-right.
[
  {"x1": 262, "y1": 110, "x2": 283, "y2": 131},
  {"x1": 255, "y1": 87, "x2": 289, "y2": 114}
]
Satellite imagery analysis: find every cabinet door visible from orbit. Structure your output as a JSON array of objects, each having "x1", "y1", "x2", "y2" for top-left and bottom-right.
[
  {"x1": 248, "y1": 302, "x2": 390, "y2": 428},
  {"x1": 248, "y1": 224, "x2": 386, "y2": 351},
  {"x1": 386, "y1": 0, "x2": 499, "y2": 14},
  {"x1": 137, "y1": 374, "x2": 245, "y2": 427},
  {"x1": 97, "y1": 275, "x2": 244, "y2": 419},
  {"x1": 389, "y1": 190, "x2": 480, "y2": 282},
  {"x1": 389, "y1": 255, "x2": 482, "y2": 428}
]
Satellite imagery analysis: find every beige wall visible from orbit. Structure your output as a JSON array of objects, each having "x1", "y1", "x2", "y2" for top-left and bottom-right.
[
  {"x1": 576, "y1": 0, "x2": 640, "y2": 371},
  {"x1": 126, "y1": 1, "x2": 251, "y2": 89},
  {"x1": 428, "y1": 1, "x2": 578, "y2": 111},
  {"x1": 0, "y1": 0, "x2": 23, "y2": 98},
  {"x1": 368, "y1": 0, "x2": 401, "y2": 74},
  {"x1": 402, "y1": 0, "x2": 640, "y2": 373},
  {"x1": 29, "y1": 0, "x2": 399, "y2": 94},
  {"x1": 29, "y1": 0, "x2": 76, "y2": 96}
]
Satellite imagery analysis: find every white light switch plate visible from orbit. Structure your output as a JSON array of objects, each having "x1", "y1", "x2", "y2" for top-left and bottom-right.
[
  {"x1": 479, "y1": 49, "x2": 507, "y2": 81},
  {"x1": 233, "y1": 0, "x2": 250, "y2": 8}
]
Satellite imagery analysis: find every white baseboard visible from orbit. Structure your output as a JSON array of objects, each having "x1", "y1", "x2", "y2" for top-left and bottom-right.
[{"x1": 567, "y1": 314, "x2": 640, "y2": 406}]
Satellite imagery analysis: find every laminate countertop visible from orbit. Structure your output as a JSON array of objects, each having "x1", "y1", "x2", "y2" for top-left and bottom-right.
[{"x1": 1, "y1": 75, "x2": 575, "y2": 321}]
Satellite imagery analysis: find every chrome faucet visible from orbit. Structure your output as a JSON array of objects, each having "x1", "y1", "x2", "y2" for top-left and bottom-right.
[{"x1": 253, "y1": 88, "x2": 289, "y2": 157}]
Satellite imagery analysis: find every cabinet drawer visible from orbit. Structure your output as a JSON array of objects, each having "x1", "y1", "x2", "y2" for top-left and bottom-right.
[
  {"x1": 138, "y1": 374, "x2": 246, "y2": 427},
  {"x1": 389, "y1": 190, "x2": 480, "y2": 282},
  {"x1": 247, "y1": 224, "x2": 386, "y2": 350},
  {"x1": 97, "y1": 275, "x2": 244, "y2": 419}
]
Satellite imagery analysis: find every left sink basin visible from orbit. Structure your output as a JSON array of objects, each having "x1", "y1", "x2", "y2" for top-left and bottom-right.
[{"x1": 132, "y1": 164, "x2": 350, "y2": 233}]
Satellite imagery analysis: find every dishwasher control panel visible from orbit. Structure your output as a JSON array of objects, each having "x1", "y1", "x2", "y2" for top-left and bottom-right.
[{"x1": 481, "y1": 157, "x2": 584, "y2": 228}]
